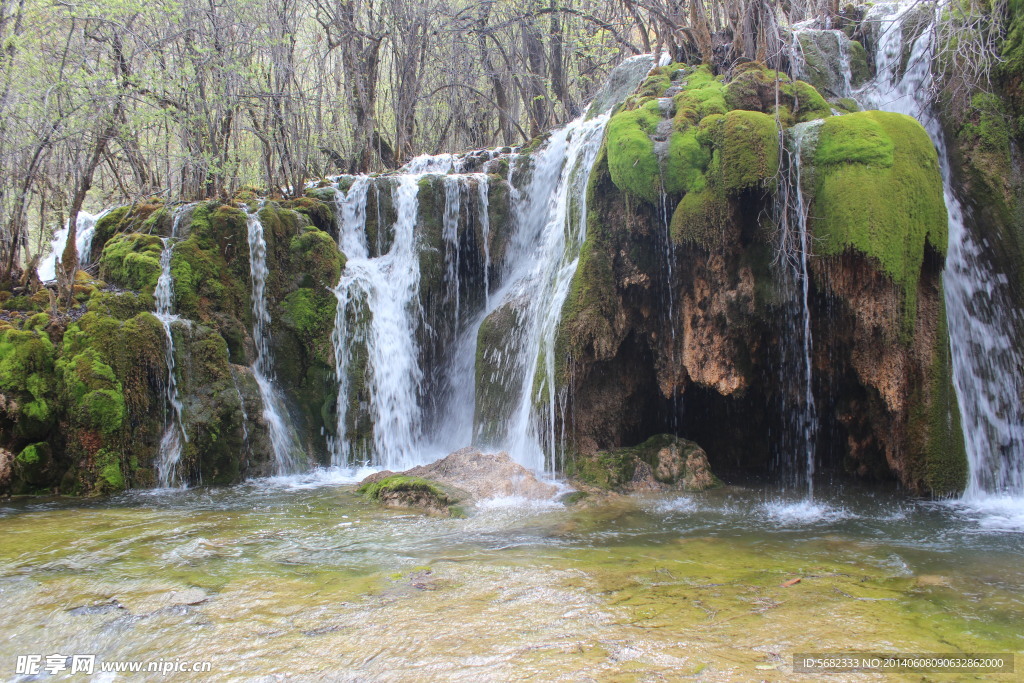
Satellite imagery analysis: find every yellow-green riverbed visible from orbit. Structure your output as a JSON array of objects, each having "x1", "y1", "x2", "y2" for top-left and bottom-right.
[{"x1": 1, "y1": 472, "x2": 1021, "y2": 681}]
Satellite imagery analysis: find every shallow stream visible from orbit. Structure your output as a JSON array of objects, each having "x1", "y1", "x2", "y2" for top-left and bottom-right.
[{"x1": 1, "y1": 475, "x2": 1021, "y2": 680}]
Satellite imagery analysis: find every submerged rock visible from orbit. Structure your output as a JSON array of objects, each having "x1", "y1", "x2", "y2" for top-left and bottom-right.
[{"x1": 358, "y1": 448, "x2": 558, "y2": 515}]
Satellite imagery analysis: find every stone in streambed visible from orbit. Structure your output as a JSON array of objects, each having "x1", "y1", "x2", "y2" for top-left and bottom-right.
[{"x1": 358, "y1": 448, "x2": 558, "y2": 516}]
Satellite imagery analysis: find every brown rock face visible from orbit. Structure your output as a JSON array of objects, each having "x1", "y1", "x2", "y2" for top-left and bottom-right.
[
  {"x1": 359, "y1": 448, "x2": 558, "y2": 513},
  {"x1": 0, "y1": 447, "x2": 13, "y2": 492},
  {"x1": 405, "y1": 448, "x2": 558, "y2": 501}
]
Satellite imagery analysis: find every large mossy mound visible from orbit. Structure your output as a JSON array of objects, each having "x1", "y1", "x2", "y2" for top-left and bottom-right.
[
  {"x1": 2, "y1": 193, "x2": 342, "y2": 494},
  {"x1": 811, "y1": 110, "x2": 947, "y2": 329}
]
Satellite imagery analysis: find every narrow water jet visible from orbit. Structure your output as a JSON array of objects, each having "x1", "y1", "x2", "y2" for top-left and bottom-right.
[
  {"x1": 245, "y1": 206, "x2": 303, "y2": 474},
  {"x1": 154, "y1": 223, "x2": 187, "y2": 488}
]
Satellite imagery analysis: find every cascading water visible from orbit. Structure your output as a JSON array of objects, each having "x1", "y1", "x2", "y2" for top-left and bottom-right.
[
  {"x1": 858, "y1": 2, "x2": 1024, "y2": 498},
  {"x1": 499, "y1": 115, "x2": 611, "y2": 473},
  {"x1": 37, "y1": 209, "x2": 111, "y2": 281},
  {"x1": 323, "y1": 55, "x2": 653, "y2": 474},
  {"x1": 486, "y1": 55, "x2": 654, "y2": 473},
  {"x1": 154, "y1": 207, "x2": 189, "y2": 487},
  {"x1": 246, "y1": 206, "x2": 304, "y2": 474},
  {"x1": 776, "y1": 121, "x2": 824, "y2": 496},
  {"x1": 331, "y1": 177, "x2": 424, "y2": 470}
]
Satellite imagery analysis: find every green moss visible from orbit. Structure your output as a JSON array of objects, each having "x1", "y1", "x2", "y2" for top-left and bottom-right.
[
  {"x1": 169, "y1": 202, "x2": 249, "y2": 321},
  {"x1": 570, "y1": 434, "x2": 721, "y2": 491},
  {"x1": 290, "y1": 229, "x2": 344, "y2": 290},
  {"x1": 672, "y1": 65, "x2": 727, "y2": 125},
  {"x1": 16, "y1": 443, "x2": 44, "y2": 465},
  {"x1": 89, "y1": 202, "x2": 165, "y2": 261},
  {"x1": 664, "y1": 127, "x2": 711, "y2": 195},
  {"x1": 556, "y1": 146, "x2": 621, "y2": 382},
  {"x1": 834, "y1": 98, "x2": 861, "y2": 114},
  {"x1": 567, "y1": 448, "x2": 637, "y2": 489},
  {"x1": 637, "y1": 68, "x2": 673, "y2": 98},
  {"x1": 812, "y1": 111, "x2": 947, "y2": 330},
  {"x1": 282, "y1": 197, "x2": 335, "y2": 232},
  {"x1": 670, "y1": 187, "x2": 730, "y2": 248},
  {"x1": 723, "y1": 64, "x2": 831, "y2": 123},
  {"x1": 357, "y1": 475, "x2": 448, "y2": 500},
  {"x1": 24, "y1": 313, "x2": 49, "y2": 331},
  {"x1": 86, "y1": 291, "x2": 151, "y2": 320},
  {"x1": 56, "y1": 347, "x2": 126, "y2": 434},
  {"x1": 1, "y1": 295, "x2": 42, "y2": 312},
  {"x1": 958, "y1": 92, "x2": 1012, "y2": 159},
  {"x1": 1001, "y1": 0, "x2": 1024, "y2": 81},
  {"x1": 785, "y1": 80, "x2": 832, "y2": 122},
  {"x1": 606, "y1": 100, "x2": 663, "y2": 202},
  {"x1": 719, "y1": 110, "x2": 780, "y2": 192},
  {"x1": 78, "y1": 388, "x2": 126, "y2": 434},
  {"x1": 922, "y1": 300, "x2": 967, "y2": 496},
  {"x1": 99, "y1": 232, "x2": 164, "y2": 295},
  {"x1": 0, "y1": 328, "x2": 56, "y2": 438},
  {"x1": 94, "y1": 448, "x2": 125, "y2": 492},
  {"x1": 815, "y1": 112, "x2": 894, "y2": 165},
  {"x1": 849, "y1": 41, "x2": 871, "y2": 86}
]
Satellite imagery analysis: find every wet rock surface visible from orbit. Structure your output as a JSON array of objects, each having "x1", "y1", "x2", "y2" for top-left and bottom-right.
[{"x1": 359, "y1": 448, "x2": 558, "y2": 515}]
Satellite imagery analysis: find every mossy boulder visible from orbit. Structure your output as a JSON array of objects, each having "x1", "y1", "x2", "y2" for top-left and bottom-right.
[
  {"x1": 358, "y1": 474, "x2": 466, "y2": 516},
  {"x1": 569, "y1": 434, "x2": 721, "y2": 492},
  {"x1": 89, "y1": 201, "x2": 167, "y2": 263},
  {"x1": 0, "y1": 327, "x2": 57, "y2": 441},
  {"x1": 170, "y1": 202, "x2": 250, "y2": 323},
  {"x1": 796, "y1": 30, "x2": 871, "y2": 97},
  {"x1": 174, "y1": 323, "x2": 266, "y2": 484},
  {"x1": 99, "y1": 232, "x2": 164, "y2": 296},
  {"x1": 723, "y1": 63, "x2": 831, "y2": 124},
  {"x1": 811, "y1": 111, "x2": 947, "y2": 331}
]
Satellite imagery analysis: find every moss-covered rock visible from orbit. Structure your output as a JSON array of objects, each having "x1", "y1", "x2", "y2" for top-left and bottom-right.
[
  {"x1": 170, "y1": 202, "x2": 251, "y2": 323},
  {"x1": 474, "y1": 296, "x2": 529, "y2": 443},
  {"x1": 606, "y1": 100, "x2": 663, "y2": 202},
  {"x1": 89, "y1": 201, "x2": 166, "y2": 263},
  {"x1": 796, "y1": 30, "x2": 871, "y2": 97},
  {"x1": 569, "y1": 434, "x2": 721, "y2": 492},
  {"x1": 99, "y1": 232, "x2": 164, "y2": 296},
  {"x1": 357, "y1": 474, "x2": 464, "y2": 516},
  {"x1": 812, "y1": 111, "x2": 947, "y2": 331},
  {"x1": 723, "y1": 63, "x2": 831, "y2": 124},
  {"x1": 0, "y1": 327, "x2": 57, "y2": 441}
]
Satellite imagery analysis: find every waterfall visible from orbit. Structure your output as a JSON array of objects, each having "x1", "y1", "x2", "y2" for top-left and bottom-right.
[
  {"x1": 245, "y1": 206, "x2": 303, "y2": 474},
  {"x1": 154, "y1": 225, "x2": 187, "y2": 488},
  {"x1": 859, "y1": 2, "x2": 1024, "y2": 497},
  {"x1": 323, "y1": 55, "x2": 652, "y2": 474},
  {"x1": 778, "y1": 121, "x2": 824, "y2": 495},
  {"x1": 37, "y1": 209, "x2": 111, "y2": 281},
  {"x1": 331, "y1": 177, "x2": 424, "y2": 470}
]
